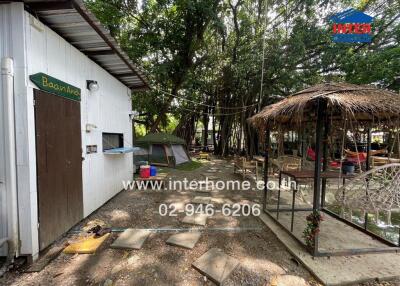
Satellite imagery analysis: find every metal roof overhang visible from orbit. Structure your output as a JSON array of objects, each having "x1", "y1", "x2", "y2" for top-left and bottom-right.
[{"x1": 21, "y1": 0, "x2": 149, "y2": 90}]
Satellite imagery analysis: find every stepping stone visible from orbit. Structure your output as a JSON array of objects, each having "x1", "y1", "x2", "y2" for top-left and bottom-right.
[
  {"x1": 238, "y1": 199, "x2": 256, "y2": 206},
  {"x1": 201, "y1": 174, "x2": 219, "y2": 180},
  {"x1": 169, "y1": 202, "x2": 185, "y2": 211},
  {"x1": 207, "y1": 175, "x2": 219, "y2": 180},
  {"x1": 166, "y1": 232, "x2": 201, "y2": 249},
  {"x1": 211, "y1": 198, "x2": 233, "y2": 205},
  {"x1": 182, "y1": 213, "x2": 208, "y2": 226},
  {"x1": 270, "y1": 275, "x2": 309, "y2": 286},
  {"x1": 110, "y1": 229, "x2": 151, "y2": 250},
  {"x1": 191, "y1": 196, "x2": 211, "y2": 204},
  {"x1": 192, "y1": 248, "x2": 239, "y2": 285},
  {"x1": 196, "y1": 189, "x2": 212, "y2": 194}
]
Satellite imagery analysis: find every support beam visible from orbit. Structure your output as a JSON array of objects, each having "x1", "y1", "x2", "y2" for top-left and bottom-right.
[
  {"x1": 364, "y1": 128, "x2": 372, "y2": 230},
  {"x1": 85, "y1": 50, "x2": 115, "y2": 56},
  {"x1": 114, "y1": 72, "x2": 136, "y2": 78},
  {"x1": 72, "y1": 0, "x2": 149, "y2": 88},
  {"x1": 25, "y1": 1, "x2": 73, "y2": 11},
  {"x1": 366, "y1": 128, "x2": 371, "y2": 171},
  {"x1": 312, "y1": 99, "x2": 327, "y2": 256},
  {"x1": 321, "y1": 109, "x2": 330, "y2": 207},
  {"x1": 264, "y1": 129, "x2": 270, "y2": 211}
]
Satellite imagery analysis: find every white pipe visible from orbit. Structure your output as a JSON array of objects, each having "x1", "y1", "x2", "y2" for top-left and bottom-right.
[{"x1": 1, "y1": 57, "x2": 19, "y2": 258}]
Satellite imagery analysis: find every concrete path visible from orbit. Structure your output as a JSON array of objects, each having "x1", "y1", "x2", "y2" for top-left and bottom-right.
[
  {"x1": 182, "y1": 213, "x2": 208, "y2": 226},
  {"x1": 259, "y1": 213, "x2": 400, "y2": 286},
  {"x1": 191, "y1": 196, "x2": 212, "y2": 204}
]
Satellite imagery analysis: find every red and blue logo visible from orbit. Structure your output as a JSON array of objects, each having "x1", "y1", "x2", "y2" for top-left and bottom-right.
[{"x1": 330, "y1": 8, "x2": 373, "y2": 43}]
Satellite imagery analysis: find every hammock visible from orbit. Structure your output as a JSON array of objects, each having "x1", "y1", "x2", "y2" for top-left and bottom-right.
[
  {"x1": 306, "y1": 147, "x2": 341, "y2": 167},
  {"x1": 344, "y1": 148, "x2": 387, "y2": 158}
]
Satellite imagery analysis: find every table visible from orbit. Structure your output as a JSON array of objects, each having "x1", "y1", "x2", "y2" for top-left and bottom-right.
[
  {"x1": 253, "y1": 155, "x2": 265, "y2": 163},
  {"x1": 276, "y1": 170, "x2": 355, "y2": 232}
]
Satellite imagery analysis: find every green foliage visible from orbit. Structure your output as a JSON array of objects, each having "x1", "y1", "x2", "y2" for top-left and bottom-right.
[
  {"x1": 86, "y1": 0, "x2": 400, "y2": 151},
  {"x1": 175, "y1": 159, "x2": 204, "y2": 171}
]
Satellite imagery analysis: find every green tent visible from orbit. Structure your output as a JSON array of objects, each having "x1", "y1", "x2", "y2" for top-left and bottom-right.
[{"x1": 135, "y1": 133, "x2": 190, "y2": 167}]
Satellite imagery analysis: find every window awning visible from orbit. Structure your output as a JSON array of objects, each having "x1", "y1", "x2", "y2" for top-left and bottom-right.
[
  {"x1": 22, "y1": 0, "x2": 149, "y2": 90},
  {"x1": 104, "y1": 147, "x2": 140, "y2": 154}
]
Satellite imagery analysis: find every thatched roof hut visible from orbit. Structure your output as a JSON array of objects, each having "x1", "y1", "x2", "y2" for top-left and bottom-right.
[{"x1": 249, "y1": 82, "x2": 400, "y2": 131}]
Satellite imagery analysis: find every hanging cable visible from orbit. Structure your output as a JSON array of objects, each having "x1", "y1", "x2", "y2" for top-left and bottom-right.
[
  {"x1": 153, "y1": 87, "x2": 259, "y2": 110},
  {"x1": 172, "y1": 104, "x2": 253, "y2": 116},
  {"x1": 258, "y1": 0, "x2": 269, "y2": 111}
]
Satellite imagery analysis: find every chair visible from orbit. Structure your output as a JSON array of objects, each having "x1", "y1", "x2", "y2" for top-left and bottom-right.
[
  {"x1": 272, "y1": 155, "x2": 302, "y2": 172},
  {"x1": 233, "y1": 156, "x2": 259, "y2": 181}
]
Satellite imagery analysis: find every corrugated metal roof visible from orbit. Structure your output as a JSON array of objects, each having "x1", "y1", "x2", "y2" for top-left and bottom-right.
[{"x1": 22, "y1": 0, "x2": 149, "y2": 90}]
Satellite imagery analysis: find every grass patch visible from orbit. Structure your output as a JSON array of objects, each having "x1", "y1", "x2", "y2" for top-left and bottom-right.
[{"x1": 176, "y1": 159, "x2": 203, "y2": 171}]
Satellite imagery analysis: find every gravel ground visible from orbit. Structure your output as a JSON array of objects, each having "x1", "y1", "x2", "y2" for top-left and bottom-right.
[{"x1": 1, "y1": 158, "x2": 399, "y2": 286}]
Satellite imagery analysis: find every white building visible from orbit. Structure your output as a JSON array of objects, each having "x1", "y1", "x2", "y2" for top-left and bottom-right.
[{"x1": 0, "y1": 0, "x2": 148, "y2": 261}]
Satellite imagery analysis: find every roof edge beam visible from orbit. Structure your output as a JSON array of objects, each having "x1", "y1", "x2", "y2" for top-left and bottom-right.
[
  {"x1": 85, "y1": 50, "x2": 115, "y2": 56},
  {"x1": 72, "y1": 0, "x2": 149, "y2": 89},
  {"x1": 25, "y1": 1, "x2": 73, "y2": 11}
]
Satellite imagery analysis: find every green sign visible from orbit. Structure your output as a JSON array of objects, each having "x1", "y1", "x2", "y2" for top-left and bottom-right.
[{"x1": 30, "y1": 72, "x2": 81, "y2": 101}]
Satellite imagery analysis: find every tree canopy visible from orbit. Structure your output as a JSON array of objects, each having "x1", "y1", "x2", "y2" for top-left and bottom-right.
[{"x1": 86, "y1": 0, "x2": 400, "y2": 155}]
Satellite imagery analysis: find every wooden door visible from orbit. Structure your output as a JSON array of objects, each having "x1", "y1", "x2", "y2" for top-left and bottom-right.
[{"x1": 34, "y1": 89, "x2": 83, "y2": 250}]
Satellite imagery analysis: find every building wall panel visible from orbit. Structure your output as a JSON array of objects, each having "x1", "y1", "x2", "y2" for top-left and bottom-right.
[{"x1": 24, "y1": 12, "x2": 134, "y2": 221}]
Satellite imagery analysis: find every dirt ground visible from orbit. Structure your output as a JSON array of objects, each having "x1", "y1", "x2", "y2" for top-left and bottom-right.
[{"x1": 1, "y1": 158, "x2": 399, "y2": 286}]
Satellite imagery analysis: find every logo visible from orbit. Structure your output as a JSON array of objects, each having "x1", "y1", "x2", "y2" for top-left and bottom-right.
[{"x1": 330, "y1": 8, "x2": 373, "y2": 43}]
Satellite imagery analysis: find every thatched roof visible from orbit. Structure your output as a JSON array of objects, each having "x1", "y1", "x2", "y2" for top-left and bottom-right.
[{"x1": 249, "y1": 82, "x2": 400, "y2": 130}]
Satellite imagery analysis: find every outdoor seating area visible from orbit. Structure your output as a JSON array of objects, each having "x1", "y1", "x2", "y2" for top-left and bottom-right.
[
  {"x1": 233, "y1": 156, "x2": 260, "y2": 181},
  {"x1": 249, "y1": 82, "x2": 400, "y2": 257},
  {"x1": 2, "y1": 0, "x2": 400, "y2": 285}
]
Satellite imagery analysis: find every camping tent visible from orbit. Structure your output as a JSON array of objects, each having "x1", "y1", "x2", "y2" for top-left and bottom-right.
[{"x1": 135, "y1": 133, "x2": 190, "y2": 167}]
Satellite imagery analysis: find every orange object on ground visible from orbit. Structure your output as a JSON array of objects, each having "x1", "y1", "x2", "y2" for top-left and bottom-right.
[{"x1": 63, "y1": 233, "x2": 110, "y2": 254}]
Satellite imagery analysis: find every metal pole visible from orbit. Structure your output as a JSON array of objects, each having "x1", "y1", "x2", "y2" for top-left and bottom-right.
[
  {"x1": 364, "y1": 128, "x2": 372, "y2": 230},
  {"x1": 291, "y1": 185, "x2": 297, "y2": 232},
  {"x1": 312, "y1": 99, "x2": 327, "y2": 256},
  {"x1": 321, "y1": 110, "x2": 330, "y2": 207},
  {"x1": 277, "y1": 172, "x2": 282, "y2": 220},
  {"x1": 1, "y1": 57, "x2": 19, "y2": 259},
  {"x1": 366, "y1": 128, "x2": 371, "y2": 171},
  {"x1": 398, "y1": 226, "x2": 400, "y2": 247},
  {"x1": 264, "y1": 129, "x2": 270, "y2": 211}
]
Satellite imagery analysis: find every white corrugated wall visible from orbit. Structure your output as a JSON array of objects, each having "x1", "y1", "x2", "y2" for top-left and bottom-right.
[
  {"x1": 0, "y1": 3, "x2": 134, "y2": 258},
  {"x1": 0, "y1": 4, "x2": 10, "y2": 256},
  {"x1": 1, "y1": 2, "x2": 37, "y2": 258},
  {"x1": 24, "y1": 11, "x2": 134, "y2": 219}
]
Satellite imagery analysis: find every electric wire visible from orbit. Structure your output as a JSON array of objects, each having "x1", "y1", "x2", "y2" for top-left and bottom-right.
[{"x1": 153, "y1": 87, "x2": 259, "y2": 110}]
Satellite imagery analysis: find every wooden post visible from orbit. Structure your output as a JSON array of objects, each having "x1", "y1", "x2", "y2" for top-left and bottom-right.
[
  {"x1": 264, "y1": 128, "x2": 270, "y2": 211},
  {"x1": 313, "y1": 99, "x2": 327, "y2": 256}
]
